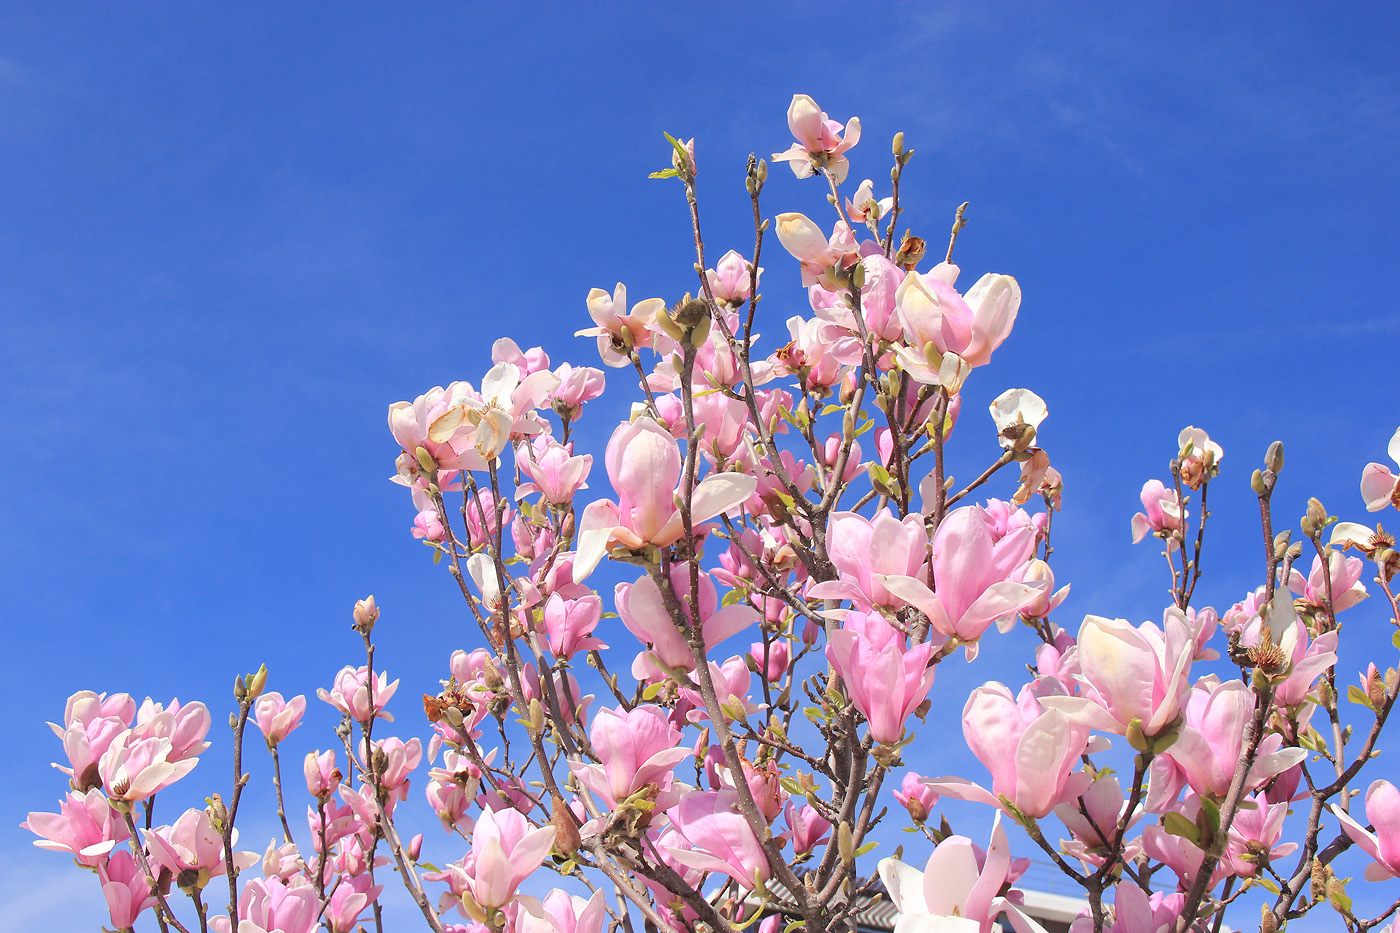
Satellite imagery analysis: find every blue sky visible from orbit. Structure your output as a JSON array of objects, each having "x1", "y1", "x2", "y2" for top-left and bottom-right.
[{"x1": 2, "y1": 3, "x2": 1398, "y2": 930}]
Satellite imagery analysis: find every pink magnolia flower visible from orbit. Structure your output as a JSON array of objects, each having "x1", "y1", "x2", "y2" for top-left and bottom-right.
[
  {"x1": 21, "y1": 788, "x2": 128, "y2": 866},
  {"x1": 894, "y1": 269, "x2": 1021, "y2": 374},
  {"x1": 569, "y1": 704, "x2": 690, "y2": 809},
  {"x1": 826, "y1": 612, "x2": 935, "y2": 745},
  {"x1": 1131, "y1": 480, "x2": 1184, "y2": 546},
  {"x1": 491, "y1": 337, "x2": 550, "y2": 375},
  {"x1": 1288, "y1": 549, "x2": 1368, "y2": 613},
  {"x1": 388, "y1": 382, "x2": 488, "y2": 474},
  {"x1": 517, "y1": 889, "x2": 607, "y2": 933},
  {"x1": 145, "y1": 807, "x2": 259, "y2": 881},
  {"x1": 326, "y1": 872, "x2": 383, "y2": 933},
  {"x1": 749, "y1": 639, "x2": 790, "y2": 681},
  {"x1": 845, "y1": 178, "x2": 893, "y2": 225},
  {"x1": 1015, "y1": 558, "x2": 1070, "y2": 620},
  {"x1": 253, "y1": 692, "x2": 306, "y2": 745},
  {"x1": 770, "y1": 93, "x2": 861, "y2": 183},
  {"x1": 541, "y1": 592, "x2": 606, "y2": 659},
  {"x1": 1055, "y1": 773, "x2": 1142, "y2": 870},
  {"x1": 517, "y1": 439, "x2": 593, "y2": 507},
  {"x1": 706, "y1": 249, "x2": 760, "y2": 307},
  {"x1": 459, "y1": 806, "x2": 556, "y2": 910},
  {"x1": 317, "y1": 665, "x2": 399, "y2": 724},
  {"x1": 1068, "y1": 883, "x2": 1184, "y2": 933},
  {"x1": 98, "y1": 731, "x2": 197, "y2": 802},
  {"x1": 1332, "y1": 779, "x2": 1400, "y2": 881},
  {"x1": 1361, "y1": 427, "x2": 1400, "y2": 511},
  {"x1": 426, "y1": 749, "x2": 484, "y2": 832},
  {"x1": 782, "y1": 801, "x2": 831, "y2": 855},
  {"x1": 549, "y1": 362, "x2": 606, "y2": 415},
  {"x1": 807, "y1": 509, "x2": 926, "y2": 610},
  {"x1": 99, "y1": 850, "x2": 157, "y2": 930},
  {"x1": 881, "y1": 505, "x2": 1043, "y2": 656},
  {"x1": 574, "y1": 417, "x2": 756, "y2": 580},
  {"x1": 665, "y1": 789, "x2": 770, "y2": 889},
  {"x1": 210, "y1": 877, "x2": 320, "y2": 933},
  {"x1": 614, "y1": 566, "x2": 757, "y2": 680},
  {"x1": 878, "y1": 813, "x2": 1039, "y2": 933},
  {"x1": 1269, "y1": 618, "x2": 1339, "y2": 709},
  {"x1": 304, "y1": 749, "x2": 342, "y2": 798},
  {"x1": 894, "y1": 772, "x2": 940, "y2": 824},
  {"x1": 683, "y1": 656, "x2": 765, "y2": 725},
  {"x1": 1149, "y1": 678, "x2": 1305, "y2": 806},
  {"x1": 134, "y1": 698, "x2": 211, "y2": 763},
  {"x1": 773, "y1": 213, "x2": 856, "y2": 288},
  {"x1": 1142, "y1": 795, "x2": 1231, "y2": 890},
  {"x1": 1040, "y1": 611, "x2": 1195, "y2": 738},
  {"x1": 1225, "y1": 793, "x2": 1296, "y2": 878},
  {"x1": 577, "y1": 283, "x2": 665, "y2": 368},
  {"x1": 925, "y1": 683, "x2": 1090, "y2": 819}
]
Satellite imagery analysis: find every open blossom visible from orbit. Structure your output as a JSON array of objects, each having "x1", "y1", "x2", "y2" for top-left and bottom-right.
[
  {"x1": 145, "y1": 806, "x2": 259, "y2": 882},
  {"x1": 615, "y1": 566, "x2": 757, "y2": 680},
  {"x1": 1225, "y1": 793, "x2": 1296, "y2": 877},
  {"x1": 253, "y1": 692, "x2": 306, "y2": 745},
  {"x1": 665, "y1": 790, "x2": 770, "y2": 889},
  {"x1": 457, "y1": 806, "x2": 556, "y2": 910},
  {"x1": 492, "y1": 337, "x2": 550, "y2": 375},
  {"x1": 770, "y1": 93, "x2": 861, "y2": 183},
  {"x1": 576, "y1": 283, "x2": 664, "y2": 367},
  {"x1": 210, "y1": 877, "x2": 320, "y2": 933},
  {"x1": 100, "y1": 850, "x2": 157, "y2": 930},
  {"x1": 878, "y1": 813, "x2": 1039, "y2": 933},
  {"x1": 517, "y1": 889, "x2": 607, "y2": 933},
  {"x1": 541, "y1": 592, "x2": 605, "y2": 659},
  {"x1": 1040, "y1": 611, "x2": 1194, "y2": 738},
  {"x1": 569, "y1": 704, "x2": 690, "y2": 809},
  {"x1": 317, "y1": 665, "x2": 399, "y2": 723},
  {"x1": 706, "y1": 249, "x2": 760, "y2": 307},
  {"x1": 893, "y1": 270, "x2": 1021, "y2": 378},
  {"x1": 98, "y1": 731, "x2": 197, "y2": 802},
  {"x1": 826, "y1": 611, "x2": 935, "y2": 745},
  {"x1": 574, "y1": 417, "x2": 756, "y2": 580},
  {"x1": 326, "y1": 873, "x2": 383, "y2": 933},
  {"x1": 517, "y1": 438, "x2": 592, "y2": 506},
  {"x1": 806, "y1": 508, "x2": 926, "y2": 610},
  {"x1": 1131, "y1": 479, "x2": 1184, "y2": 545},
  {"x1": 1332, "y1": 779, "x2": 1400, "y2": 880},
  {"x1": 22, "y1": 788, "x2": 129, "y2": 866},
  {"x1": 1361, "y1": 426, "x2": 1400, "y2": 511},
  {"x1": 135, "y1": 698, "x2": 211, "y2": 762},
  {"x1": 550, "y1": 362, "x2": 605, "y2": 414},
  {"x1": 1069, "y1": 883, "x2": 1184, "y2": 933},
  {"x1": 924, "y1": 682, "x2": 1089, "y2": 819},
  {"x1": 304, "y1": 749, "x2": 342, "y2": 797},
  {"x1": 1288, "y1": 549, "x2": 1368, "y2": 613},
  {"x1": 882, "y1": 505, "x2": 1043, "y2": 656},
  {"x1": 782, "y1": 801, "x2": 831, "y2": 854},
  {"x1": 388, "y1": 382, "x2": 487, "y2": 473},
  {"x1": 1177, "y1": 426, "x2": 1222, "y2": 489}
]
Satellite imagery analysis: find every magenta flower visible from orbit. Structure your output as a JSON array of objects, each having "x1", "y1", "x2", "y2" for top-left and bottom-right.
[
  {"x1": 303, "y1": 749, "x2": 342, "y2": 798},
  {"x1": 253, "y1": 692, "x2": 306, "y2": 745},
  {"x1": 882, "y1": 505, "x2": 1043, "y2": 655},
  {"x1": 894, "y1": 772, "x2": 940, "y2": 824},
  {"x1": 541, "y1": 592, "x2": 606, "y2": 659},
  {"x1": 98, "y1": 731, "x2": 197, "y2": 802},
  {"x1": 574, "y1": 417, "x2": 756, "y2": 580},
  {"x1": 325, "y1": 872, "x2": 382, "y2": 933},
  {"x1": 665, "y1": 789, "x2": 770, "y2": 889},
  {"x1": 924, "y1": 682, "x2": 1090, "y2": 819},
  {"x1": 549, "y1": 362, "x2": 606, "y2": 414},
  {"x1": 145, "y1": 806, "x2": 258, "y2": 882},
  {"x1": 99, "y1": 850, "x2": 156, "y2": 930},
  {"x1": 576, "y1": 283, "x2": 664, "y2": 368},
  {"x1": 517, "y1": 438, "x2": 593, "y2": 507},
  {"x1": 894, "y1": 269, "x2": 1021, "y2": 372},
  {"x1": 569, "y1": 704, "x2": 689, "y2": 809},
  {"x1": 770, "y1": 94, "x2": 861, "y2": 184},
  {"x1": 615, "y1": 567, "x2": 756, "y2": 681},
  {"x1": 317, "y1": 665, "x2": 399, "y2": 724},
  {"x1": 807, "y1": 508, "x2": 926, "y2": 610},
  {"x1": 134, "y1": 698, "x2": 211, "y2": 762},
  {"x1": 1332, "y1": 779, "x2": 1400, "y2": 881},
  {"x1": 517, "y1": 889, "x2": 607, "y2": 933},
  {"x1": 1068, "y1": 884, "x2": 1185, "y2": 933},
  {"x1": 706, "y1": 250, "x2": 760, "y2": 308},
  {"x1": 460, "y1": 806, "x2": 556, "y2": 910},
  {"x1": 1361, "y1": 426, "x2": 1400, "y2": 511},
  {"x1": 211, "y1": 877, "x2": 320, "y2": 933},
  {"x1": 826, "y1": 614, "x2": 935, "y2": 745},
  {"x1": 21, "y1": 788, "x2": 128, "y2": 866},
  {"x1": 1040, "y1": 612, "x2": 1195, "y2": 738},
  {"x1": 782, "y1": 801, "x2": 831, "y2": 855},
  {"x1": 1130, "y1": 479, "x2": 1184, "y2": 545},
  {"x1": 1288, "y1": 550, "x2": 1369, "y2": 613}
]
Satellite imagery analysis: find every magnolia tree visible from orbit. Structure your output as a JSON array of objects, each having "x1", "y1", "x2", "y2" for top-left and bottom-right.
[{"x1": 24, "y1": 94, "x2": 1400, "y2": 933}]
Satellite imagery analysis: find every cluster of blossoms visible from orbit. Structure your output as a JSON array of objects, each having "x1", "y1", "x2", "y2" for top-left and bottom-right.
[{"x1": 26, "y1": 94, "x2": 1400, "y2": 933}]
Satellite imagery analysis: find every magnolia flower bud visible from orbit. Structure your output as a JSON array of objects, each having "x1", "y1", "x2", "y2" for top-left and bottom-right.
[
  {"x1": 1265, "y1": 440, "x2": 1285, "y2": 473},
  {"x1": 408, "y1": 833, "x2": 423, "y2": 861},
  {"x1": 353, "y1": 596, "x2": 379, "y2": 634}
]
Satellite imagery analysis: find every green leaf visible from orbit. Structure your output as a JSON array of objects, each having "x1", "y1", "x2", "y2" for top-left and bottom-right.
[
  {"x1": 853, "y1": 841, "x2": 879, "y2": 857},
  {"x1": 641, "y1": 681, "x2": 664, "y2": 701},
  {"x1": 1347, "y1": 685, "x2": 1374, "y2": 709},
  {"x1": 1163, "y1": 811, "x2": 1201, "y2": 845},
  {"x1": 1255, "y1": 876, "x2": 1281, "y2": 894},
  {"x1": 662, "y1": 132, "x2": 691, "y2": 162},
  {"x1": 1392, "y1": 629, "x2": 1400, "y2": 651},
  {"x1": 779, "y1": 777, "x2": 803, "y2": 795},
  {"x1": 649, "y1": 168, "x2": 681, "y2": 180}
]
